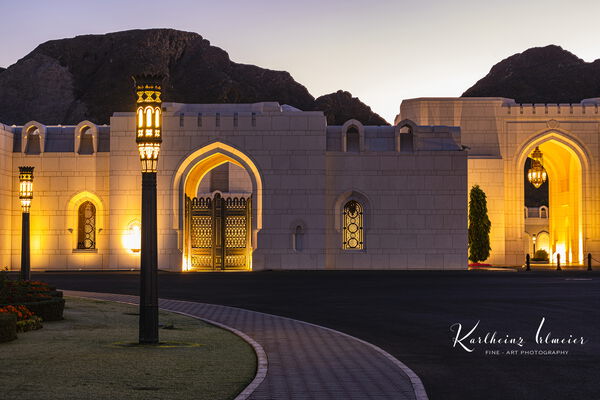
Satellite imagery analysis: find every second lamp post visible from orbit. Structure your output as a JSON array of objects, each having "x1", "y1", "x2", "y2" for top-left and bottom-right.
[{"x1": 19, "y1": 166, "x2": 34, "y2": 281}]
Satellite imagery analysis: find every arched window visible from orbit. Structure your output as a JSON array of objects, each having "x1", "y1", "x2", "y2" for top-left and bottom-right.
[
  {"x1": 25, "y1": 127, "x2": 41, "y2": 155},
  {"x1": 77, "y1": 201, "x2": 96, "y2": 250},
  {"x1": 293, "y1": 225, "x2": 304, "y2": 252},
  {"x1": 343, "y1": 200, "x2": 364, "y2": 250},
  {"x1": 540, "y1": 206, "x2": 548, "y2": 219},
  {"x1": 399, "y1": 125, "x2": 413, "y2": 153},
  {"x1": 78, "y1": 126, "x2": 94, "y2": 155},
  {"x1": 346, "y1": 126, "x2": 360, "y2": 153}
]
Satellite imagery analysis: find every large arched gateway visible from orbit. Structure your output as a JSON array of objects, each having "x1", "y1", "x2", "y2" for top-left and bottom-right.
[
  {"x1": 172, "y1": 142, "x2": 263, "y2": 271},
  {"x1": 518, "y1": 133, "x2": 587, "y2": 264}
]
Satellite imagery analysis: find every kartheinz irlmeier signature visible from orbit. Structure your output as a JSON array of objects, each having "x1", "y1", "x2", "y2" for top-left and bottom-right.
[{"x1": 450, "y1": 317, "x2": 587, "y2": 353}]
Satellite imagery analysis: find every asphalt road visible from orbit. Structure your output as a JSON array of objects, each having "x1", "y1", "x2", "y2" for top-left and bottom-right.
[{"x1": 34, "y1": 270, "x2": 600, "y2": 400}]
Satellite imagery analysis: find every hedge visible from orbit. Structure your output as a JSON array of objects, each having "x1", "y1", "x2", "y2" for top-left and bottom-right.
[
  {"x1": 17, "y1": 298, "x2": 65, "y2": 321},
  {"x1": 0, "y1": 313, "x2": 17, "y2": 342}
]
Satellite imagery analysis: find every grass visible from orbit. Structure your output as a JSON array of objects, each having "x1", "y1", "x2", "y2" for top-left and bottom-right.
[{"x1": 0, "y1": 297, "x2": 257, "y2": 400}]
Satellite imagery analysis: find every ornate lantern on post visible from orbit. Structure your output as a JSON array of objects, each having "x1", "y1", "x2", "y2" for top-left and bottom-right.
[
  {"x1": 527, "y1": 146, "x2": 547, "y2": 189},
  {"x1": 19, "y1": 166, "x2": 34, "y2": 281},
  {"x1": 133, "y1": 74, "x2": 163, "y2": 344}
]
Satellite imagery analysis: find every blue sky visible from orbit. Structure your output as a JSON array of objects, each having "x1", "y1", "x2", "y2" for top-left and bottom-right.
[{"x1": 1, "y1": 0, "x2": 599, "y2": 122}]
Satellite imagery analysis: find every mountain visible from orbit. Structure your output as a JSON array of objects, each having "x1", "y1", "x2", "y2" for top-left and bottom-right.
[
  {"x1": 314, "y1": 90, "x2": 387, "y2": 125},
  {"x1": 462, "y1": 45, "x2": 600, "y2": 103},
  {"x1": 0, "y1": 29, "x2": 388, "y2": 126}
]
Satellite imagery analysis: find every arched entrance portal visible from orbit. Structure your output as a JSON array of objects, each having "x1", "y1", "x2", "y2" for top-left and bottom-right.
[
  {"x1": 520, "y1": 134, "x2": 585, "y2": 264},
  {"x1": 172, "y1": 142, "x2": 263, "y2": 271}
]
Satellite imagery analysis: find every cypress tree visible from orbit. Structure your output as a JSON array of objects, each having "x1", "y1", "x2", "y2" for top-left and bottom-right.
[{"x1": 468, "y1": 185, "x2": 491, "y2": 263}]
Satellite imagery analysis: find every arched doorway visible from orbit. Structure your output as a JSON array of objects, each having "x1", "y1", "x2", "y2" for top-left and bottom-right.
[
  {"x1": 520, "y1": 134, "x2": 585, "y2": 264},
  {"x1": 172, "y1": 142, "x2": 263, "y2": 271}
]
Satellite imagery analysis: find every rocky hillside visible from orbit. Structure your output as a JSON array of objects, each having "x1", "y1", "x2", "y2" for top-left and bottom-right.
[
  {"x1": 314, "y1": 91, "x2": 387, "y2": 125},
  {"x1": 0, "y1": 29, "x2": 387, "y2": 126},
  {"x1": 462, "y1": 45, "x2": 600, "y2": 103}
]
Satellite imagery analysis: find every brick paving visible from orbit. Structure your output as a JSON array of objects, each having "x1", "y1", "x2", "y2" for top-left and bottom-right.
[{"x1": 65, "y1": 290, "x2": 427, "y2": 400}]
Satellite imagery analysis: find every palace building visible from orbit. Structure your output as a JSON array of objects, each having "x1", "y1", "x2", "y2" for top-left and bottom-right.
[{"x1": 1, "y1": 90, "x2": 597, "y2": 271}]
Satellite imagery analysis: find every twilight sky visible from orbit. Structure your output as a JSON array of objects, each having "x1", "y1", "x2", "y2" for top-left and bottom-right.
[{"x1": 1, "y1": 0, "x2": 599, "y2": 122}]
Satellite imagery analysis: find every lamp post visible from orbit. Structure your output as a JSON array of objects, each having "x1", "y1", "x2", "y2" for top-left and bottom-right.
[
  {"x1": 18, "y1": 166, "x2": 34, "y2": 281},
  {"x1": 133, "y1": 74, "x2": 163, "y2": 344}
]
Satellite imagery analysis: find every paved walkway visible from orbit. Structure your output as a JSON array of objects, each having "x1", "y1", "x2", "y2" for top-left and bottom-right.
[{"x1": 65, "y1": 290, "x2": 427, "y2": 400}]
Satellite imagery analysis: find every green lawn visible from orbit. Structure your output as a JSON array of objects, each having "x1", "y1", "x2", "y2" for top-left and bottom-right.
[{"x1": 0, "y1": 297, "x2": 256, "y2": 400}]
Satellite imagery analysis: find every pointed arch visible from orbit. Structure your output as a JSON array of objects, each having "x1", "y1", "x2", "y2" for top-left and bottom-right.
[
  {"x1": 516, "y1": 129, "x2": 588, "y2": 264},
  {"x1": 21, "y1": 121, "x2": 46, "y2": 154},
  {"x1": 395, "y1": 119, "x2": 417, "y2": 153},
  {"x1": 172, "y1": 141, "x2": 264, "y2": 233},
  {"x1": 341, "y1": 119, "x2": 364, "y2": 153},
  {"x1": 515, "y1": 129, "x2": 590, "y2": 172},
  {"x1": 66, "y1": 191, "x2": 106, "y2": 251},
  {"x1": 74, "y1": 120, "x2": 98, "y2": 155}
]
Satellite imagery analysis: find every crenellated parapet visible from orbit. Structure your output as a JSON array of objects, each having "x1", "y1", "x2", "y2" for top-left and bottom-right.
[{"x1": 504, "y1": 98, "x2": 600, "y2": 116}]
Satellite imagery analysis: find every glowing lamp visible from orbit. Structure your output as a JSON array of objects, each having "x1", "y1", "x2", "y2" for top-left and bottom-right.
[
  {"x1": 527, "y1": 147, "x2": 547, "y2": 189},
  {"x1": 125, "y1": 221, "x2": 141, "y2": 253},
  {"x1": 133, "y1": 74, "x2": 163, "y2": 173},
  {"x1": 18, "y1": 166, "x2": 34, "y2": 212}
]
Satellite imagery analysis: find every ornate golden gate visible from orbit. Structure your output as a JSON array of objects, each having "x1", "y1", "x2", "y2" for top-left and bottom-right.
[{"x1": 184, "y1": 193, "x2": 252, "y2": 270}]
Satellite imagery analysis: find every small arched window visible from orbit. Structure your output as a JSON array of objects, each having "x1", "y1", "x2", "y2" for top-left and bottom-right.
[
  {"x1": 293, "y1": 225, "x2": 304, "y2": 252},
  {"x1": 399, "y1": 125, "x2": 414, "y2": 153},
  {"x1": 25, "y1": 127, "x2": 41, "y2": 155},
  {"x1": 343, "y1": 200, "x2": 364, "y2": 250},
  {"x1": 540, "y1": 206, "x2": 548, "y2": 218},
  {"x1": 77, "y1": 201, "x2": 96, "y2": 250},
  {"x1": 346, "y1": 126, "x2": 360, "y2": 153},
  {"x1": 78, "y1": 126, "x2": 94, "y2": 155}
]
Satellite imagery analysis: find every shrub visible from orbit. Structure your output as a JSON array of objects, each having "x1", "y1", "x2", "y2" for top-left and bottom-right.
[
  {"x1": 532, "y1": 249, "x2": 549, "y2": 261},
  {"x1": 19, "y1": 298, "x2": 65, "y2": 321},
  {"x1": 468, "y1": 185, "x2": 492, "y2": 263},
  {"x1": 0, "y1": 313, "x2": 17, "y2": 342},
  {"x1": 0, "y1": 280, "x2": 53, "y2": 305}
]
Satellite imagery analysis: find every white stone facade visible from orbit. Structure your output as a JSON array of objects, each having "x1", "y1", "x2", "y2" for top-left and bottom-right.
[{"x1": 0, "y1": 101, "x2": 467, "y2": 271}]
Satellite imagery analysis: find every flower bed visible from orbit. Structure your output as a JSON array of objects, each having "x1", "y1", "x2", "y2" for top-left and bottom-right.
[
  {"x1": 468, "y1": 263, "x2": 492, "y2": 267},
  {"x1": 0, "y1": 305, "x2": 43, "y2": 332}
]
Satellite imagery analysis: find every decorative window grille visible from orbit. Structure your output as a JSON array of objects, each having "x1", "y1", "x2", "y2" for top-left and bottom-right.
[
  {"x1": 343, "y1": 200, "x2": 363, "y2": 250},
  {"x1": 77, "y1": 201, "x2": 96, "y2": 249}
]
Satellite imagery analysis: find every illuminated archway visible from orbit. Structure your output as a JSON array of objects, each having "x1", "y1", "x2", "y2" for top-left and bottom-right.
[
  {"x1": 517, "y1": 131, "x2": 587, "y2": 264},
  {"x1": 172, "y1": 141, "x2": 263, "y2": 270}
]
